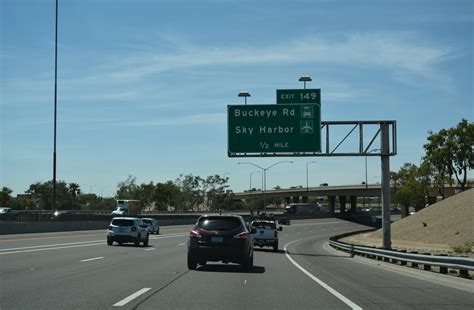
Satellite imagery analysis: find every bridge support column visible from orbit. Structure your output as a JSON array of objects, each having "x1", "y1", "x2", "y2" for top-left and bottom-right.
[
  {"x1": 302, "y1": 196, "x2": 308, "y2": 203},
  {"x1": 350, "y1": 196, "x2": 357, "y2": 213},
  {"x1": 339, "y1": 196, "x2": 347, "y2": 214},
  {"x1": 328, "y1": 196, "x2": 335, "y2": 216}
]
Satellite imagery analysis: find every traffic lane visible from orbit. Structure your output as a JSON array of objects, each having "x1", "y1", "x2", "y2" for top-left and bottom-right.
[
  {"x1": 134, "y1": 220, "x2": 360, "y2": 309},
  {"x1": 286, "y1": 234, "x2": 474, "y2": 309},
  {"x1": 0, "y1": 233, "x2": 191, "y2": 309},
  {"x1": 136, "y1": 247, "x2": 351, "y2": 309},
  {"x1": 0, "y1": 231, "x2": 189, "y2": 279},
  {"x1": 0, "y1": 224, "x2": 194, "y2": 249}
]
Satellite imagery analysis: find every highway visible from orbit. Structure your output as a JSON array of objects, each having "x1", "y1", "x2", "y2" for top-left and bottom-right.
[{"x1": 1, "y1": 218, "x2": 473, "y2": 309}]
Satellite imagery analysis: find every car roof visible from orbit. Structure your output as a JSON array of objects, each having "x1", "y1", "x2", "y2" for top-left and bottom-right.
[
  {"x1": 252, "y1": 220, "x2": 275, "y2": 224},
  {"x1": 111, "y1": 217, "x2": 140, "y2": 220},
  {"x1": 141, "y1": 218, "x2": 155, "y2": 220},
  {"x1": 200, "y1": 213, "x2": 243, "y2": 219}
]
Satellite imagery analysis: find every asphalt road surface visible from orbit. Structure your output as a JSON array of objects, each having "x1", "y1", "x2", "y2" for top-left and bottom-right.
[{"x1": 1, "y1": 218, "x2": 473, "y2": 309}]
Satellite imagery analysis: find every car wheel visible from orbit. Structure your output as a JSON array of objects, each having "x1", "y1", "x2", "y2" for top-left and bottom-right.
[
  {"x1": 273, "y1": 242, "x2": 279, "y2": 252},
  {"x1": 187, "y1": 255, "x2": 197, "y2": 270},
  {"x1": 143, "y1": 235, "x2": 149, "y2": 247},
  {"x1": 134, "y1": 235, "x2": 140, "y2": 247},
  {"x1": 118, "y1": 242, "x2": 123, "y2": 245},
  {"x1": 157, "y1": 229, "x2": 160, "y2": 235},
  {"x1": 107, "y1": 238, "x2": 113, "y2": 246},
  {"x1": 242, "y1": 253, "x2": 253, "y2": 272}
]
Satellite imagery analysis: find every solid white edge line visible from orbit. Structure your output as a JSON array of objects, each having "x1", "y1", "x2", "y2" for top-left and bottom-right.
[
  {"x1": 144, "y1": 248, "x2": 156, "y2": 251},
  {"x1": 80, "y1": 256, "x2": 104, "y2": 262},
  {"x1": 113, "y1": 288, "x2": 151, "y2": 307},
  {"x1": 0, "y1": 242, "x2": 104, "y2": 255},
  {"x1": 0, "y1": 234, "x2": 188, "y2": 255},
  {"x1": 284, "y1": 239, "x2": 363, "y2": 310}
]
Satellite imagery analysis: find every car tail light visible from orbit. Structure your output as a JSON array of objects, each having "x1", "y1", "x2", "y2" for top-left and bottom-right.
[
  {"x1": 131, "y1": 226, "x2": 137, "y2": 232},
  {"x1": 234, "y1": 231, "x2": 249, "y2": 239},
  {"x1": 190, "y1": 230, "x2": 201, "y2": 237}
]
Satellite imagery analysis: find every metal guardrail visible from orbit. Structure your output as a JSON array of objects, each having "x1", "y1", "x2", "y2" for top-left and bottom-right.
[{"x1": 329, "y1": 238, "x2": 474, "y2": 277}]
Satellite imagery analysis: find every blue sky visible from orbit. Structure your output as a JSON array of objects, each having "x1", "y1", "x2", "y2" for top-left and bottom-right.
[{"x1": 1, "y1": 0, "x2": 472, "y2": 196}]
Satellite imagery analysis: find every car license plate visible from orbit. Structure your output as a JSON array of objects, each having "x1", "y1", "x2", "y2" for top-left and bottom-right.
[{"x1": 211, "y1": 236, "x2": 223, "y2": 243}]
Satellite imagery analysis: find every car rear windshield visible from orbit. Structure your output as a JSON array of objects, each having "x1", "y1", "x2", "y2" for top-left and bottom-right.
[
  {"x1": 252, "y1": 222, "x2": 276, "y2": 229},
  {"x1": 197, "y1": 217, "x2": 242, "y2": 231},
  {"x1": 111, "y1": 219, "x2": 135, "y2": 227}
]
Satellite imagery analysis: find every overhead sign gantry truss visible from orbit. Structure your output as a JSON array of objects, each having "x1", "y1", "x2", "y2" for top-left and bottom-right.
[{"x1": 228, "y1": 120, "x2": 397, "y2": 158}]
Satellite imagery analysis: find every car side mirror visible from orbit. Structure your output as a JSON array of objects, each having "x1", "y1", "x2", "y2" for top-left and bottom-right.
[{"x1": 278, "y1": 227, "x2": 283, "y2": 231}]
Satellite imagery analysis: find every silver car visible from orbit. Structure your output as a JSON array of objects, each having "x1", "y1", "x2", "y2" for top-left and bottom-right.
[
  {"x1": 107, "y1": 217, "x2": 149, "y2": 246},
  {"x1": 142, "y1": 218, "x2": 160, "y2": 234}
]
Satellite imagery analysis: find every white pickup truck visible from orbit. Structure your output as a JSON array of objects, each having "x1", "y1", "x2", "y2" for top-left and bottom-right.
[{"x1": 249, "y1": 219, "x2": 282, "y2": 251}]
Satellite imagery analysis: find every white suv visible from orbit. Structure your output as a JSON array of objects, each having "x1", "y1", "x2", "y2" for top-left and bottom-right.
[{"x1": 107, "y1": 217, "x2": 149, "y2": 246}]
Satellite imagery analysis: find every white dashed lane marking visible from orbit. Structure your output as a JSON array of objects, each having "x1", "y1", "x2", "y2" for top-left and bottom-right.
[
  {"x1": 80, "y1": 256, "x2": 104, "y2": 262},
  {"x1": 113, "y1": 288, "x2": 151, "y2": 307}
]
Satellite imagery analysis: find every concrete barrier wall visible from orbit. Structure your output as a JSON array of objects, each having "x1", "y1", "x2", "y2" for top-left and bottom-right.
[
  {"x1": 0, "y1": 213, "x2": 331, "y2": 235},
  {"x1": 0, "y1": 221, "x2": 111, "y2": 235},
  {"x1": 0, "y1": 215, "x2": 203, "y2": 235}
]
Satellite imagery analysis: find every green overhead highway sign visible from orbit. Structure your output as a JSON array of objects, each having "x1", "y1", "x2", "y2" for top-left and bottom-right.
[
  {"x1": 276, "y1": 89, "x2": 321, "y2": 105},
  {"x1": 228, "y1": 104, "x2": 321, "y2": 156}
]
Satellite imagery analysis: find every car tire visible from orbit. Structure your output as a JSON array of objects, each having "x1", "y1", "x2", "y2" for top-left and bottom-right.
[
  {"x1": 242, "y1": 252, "x2": 253, "y2": 272},
  {"x1": 107, "y1": 238, "x2": 113, "y2": 246},
  {"x1": 143, "y1": 235, "x2": 149, "y2": 247},
  {"x1": 273, "y1": 242, "x2": 279, "y2": 252},
  {"x1": 187, "y1": 255, "x2": 197, "y2": 270},
  {"x1": 134, "y1": 235, "x2": 140, "y2": 247}
]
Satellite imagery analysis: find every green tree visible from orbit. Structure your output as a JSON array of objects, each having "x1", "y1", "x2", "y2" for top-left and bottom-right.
[
  {"x1": 175, "y1": 174, "x2": 205, "y2": 211},
  {"x1": 154, "y1": 181, "x2": 181, "y2": 211},
  {"x1": 391, "y1": 163, "x2": 431, "y2": 217},
  {"x1": 116, "y1": 175, "x2": 140, "y2": 199},
  {"x1": 424, "y1": 119, "x2": 473, "y2": 192},
  {"x1": 27, "y1": 181, "x2": 72, "y2": 210},
  {"x1": 204, "y1": 175, "x2": 230, "y2": 211},
  {"x1": 0, "y1": 187, "x2": 13, "y2": 208},
  {"x1": 68, "y1": 183, "x2": 81, "y2": 209}
]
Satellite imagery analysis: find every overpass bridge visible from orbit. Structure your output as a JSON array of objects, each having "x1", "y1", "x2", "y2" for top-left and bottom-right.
[{"x1": 234, "y1": 184, "x2": 458, "y2": 215}]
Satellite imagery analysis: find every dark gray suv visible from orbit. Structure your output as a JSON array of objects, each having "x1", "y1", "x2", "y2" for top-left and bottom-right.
[{"x1": 187, "y1": 214, "x2": 254, "y2": 271}]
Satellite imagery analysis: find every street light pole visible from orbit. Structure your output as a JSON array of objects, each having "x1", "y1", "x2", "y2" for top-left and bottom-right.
[
  {"x1": 238, "y1": 91, "x2": 251, "y2": 105},
  {"x1": 249, "y1": 171, "x2": 260, "y2": 191},
  {"x1": 239, "y1": 161, "x2": 293, "y2": 211},
  {"x1": 298, "y1": 76, "x2": 312, "y2": 89},
  {"x1": 52, "y1": 0, "x2": 59, "y2": 218},
  {"x1": 306, "y1": 161, "x2": 316, "y2": 191}
]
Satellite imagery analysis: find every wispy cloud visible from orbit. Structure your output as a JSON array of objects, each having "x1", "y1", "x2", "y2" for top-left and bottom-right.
[
  {"x1": 123, "y1": 113, "x2": 226, "y2": 127},
  {"x1": 2, "y1": 31, "x2": 456, "y2": 107},
  {"x1": 98, "y1": 32, "x2": 453, "y2": 83}
]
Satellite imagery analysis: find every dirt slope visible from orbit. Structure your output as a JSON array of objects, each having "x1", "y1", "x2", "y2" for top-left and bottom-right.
[{"x1": 341, "y1": 188, "x2": 474, "y2": 256}]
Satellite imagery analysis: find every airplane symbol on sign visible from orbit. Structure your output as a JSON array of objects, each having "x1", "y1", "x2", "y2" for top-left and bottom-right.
[{"x1": 301, "y1": 121, "x2": 313, "y2": 133}]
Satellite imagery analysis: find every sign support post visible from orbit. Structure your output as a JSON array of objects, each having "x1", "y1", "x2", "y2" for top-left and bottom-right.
[{"x1": 381, "y1": 122, "x2": 392, "y2": 250}]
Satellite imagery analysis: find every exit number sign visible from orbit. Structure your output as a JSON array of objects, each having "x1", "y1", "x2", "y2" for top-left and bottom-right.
[{"x1": 276, "y1": 89, "x2": 321, "y2": 105}]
